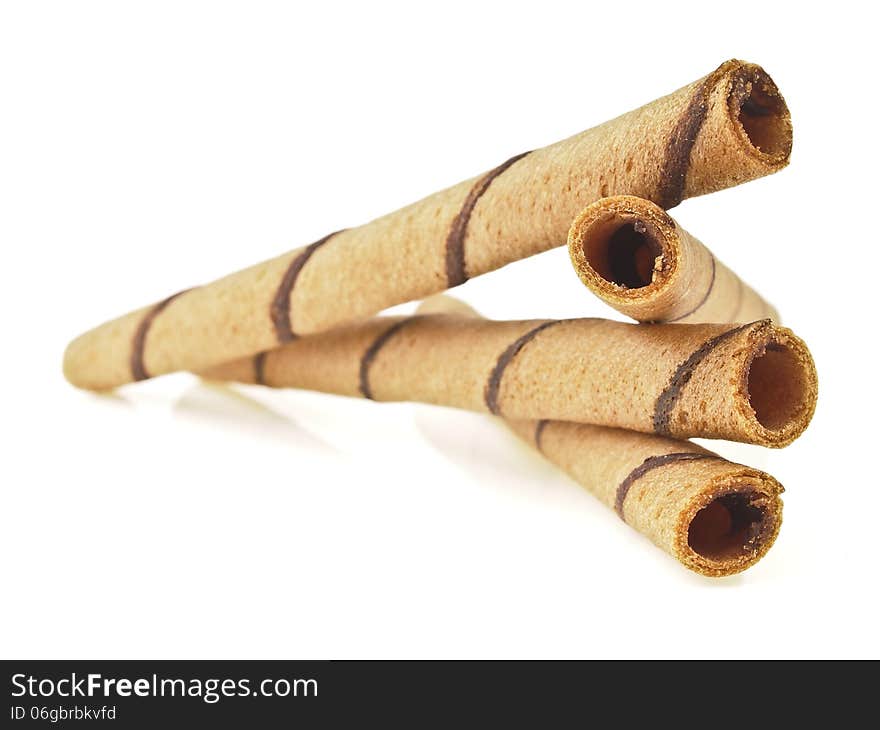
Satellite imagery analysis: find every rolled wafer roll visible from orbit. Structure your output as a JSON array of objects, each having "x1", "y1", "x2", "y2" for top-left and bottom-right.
[
  {"x1": 65, "y1": 59, "x2": 792, "y2": 391},
  {"x1": 201, "y1": 307, "x2": 817, "y2": 447},
  {"x1": 568, "y1": 196, "x2": 778, "y2": 323},
  {"x1": 507, "y1": 419, "x2": 783, "y2": 577},
  {"x1": 415, "y1": 297, "x2": 783, "y2": 577}
]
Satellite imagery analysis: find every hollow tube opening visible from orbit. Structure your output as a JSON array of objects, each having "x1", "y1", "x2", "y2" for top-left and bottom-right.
[
  {"x1": 733, "y1": 72, "x2": 791, "y2": 158},
  {"x1": 581, "y1": 217, "x2": 662, "y2": 289},
  {"x1": 687, "y1": 492, "x2": 768, "y2": 561},
  {"x1": 746, "y1": 341, "x2": 810, "y2": 431}
]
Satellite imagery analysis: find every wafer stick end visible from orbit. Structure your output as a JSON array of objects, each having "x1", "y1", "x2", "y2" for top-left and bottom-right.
[
  {"x1": 677, "y1": 471, "x2": 783, "y2": 577},
  {"x1": 725, "y1": 60, "x2": 793, "y2": 169},
  {"x1": 684, "y1": 60, "x2": 792, "y2": 199},
  {"x1": 568, "y1": 196, "x2": 681, "y2": 318},
  {"x1": 63, "y1": 333, "x2": 111, "y2": 391},
  {"x1": 739, "y1": 324, "x2": 818, "y2": 448}
]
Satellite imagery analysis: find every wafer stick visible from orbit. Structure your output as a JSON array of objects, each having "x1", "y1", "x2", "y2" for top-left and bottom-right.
[
  {"x1": 569, "y1": 196, "x2": 777, "y2": 323},
  {"x1": 508, "y1": 419, "x2": 783, "y2": 576},
  {"x1": 414, "y1": 297, "x2": 783, "y2": 577},
  {"x1": 65, "y1": 59, "x2": 792, "y2": 391},
  {"x1": 201, "y1": 305, "x2": 817, "y2": 447}
]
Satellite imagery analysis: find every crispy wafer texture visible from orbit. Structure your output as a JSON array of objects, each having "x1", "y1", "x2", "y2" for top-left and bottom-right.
[
  {"x1": 206, "y1": 295, "x2": 788, "y2": 576},
  {"x1": 508, "y1": 419, "x2": 783, "y2": 577},
  {"x1": 569, "y1": 196, "x2": 778, "y2": 323},
  {"x1": 202, "y1": 309, "x2": 816, "y2": 447},
  {"x1": 420, "y1": 295, "x2": 784, "y2": 576},
  {"x1": 65, "y1": 59, "x2": 791, "y2": 391}
]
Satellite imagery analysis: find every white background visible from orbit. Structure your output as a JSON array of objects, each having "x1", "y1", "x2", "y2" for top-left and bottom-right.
[{"x1": 1, "y1": 1, "x2": 877, "y2": 659}]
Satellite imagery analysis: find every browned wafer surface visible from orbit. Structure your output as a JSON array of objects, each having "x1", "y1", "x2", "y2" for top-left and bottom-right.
[
  {"x1": 568, "y1": 195, "x2": 778, "y2": 323},
  {"x1": 421, "y1": 295, "x2": 786, "y2": 576},
  {"x1": 65, "y1": 59, "x2": 791, "y2": 391},
  {"x1": 203, "y1": 313, "x2": 817, "y2": 447},
  {"x1": 507, "y1": 419, "x2": 783, "y2": 577}
]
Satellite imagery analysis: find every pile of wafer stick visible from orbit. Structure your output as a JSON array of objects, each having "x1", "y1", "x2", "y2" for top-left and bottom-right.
[{"x1": 65, "y1": 59, "x2": 818, "y2": 577}]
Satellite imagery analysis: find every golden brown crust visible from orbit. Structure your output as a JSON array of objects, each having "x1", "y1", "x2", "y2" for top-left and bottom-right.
[
  {"x1": 199, "y1": 296, "x2": 793, "y2": 577},
  {"x1": 522, "y1": 419, "x2": 784, "y2": 577},
  {"x1": 672, "y1": 468, "x2": 783, "y2": 577},
  {"x1": 568, "y1": 195, "x2": 778, "y2": 324},
  {"x1": 202, "y1": 313, "x2": 817, "y2": 448},
  {"x1": 685, "y1": 60, "x2": 791, "y2": 198},
  {"x1": 65, "y1": 60, "x2": 792, "y2": 391},
  {"x1": 654, "y1": 320, "x2": 817, "y2": 447}
]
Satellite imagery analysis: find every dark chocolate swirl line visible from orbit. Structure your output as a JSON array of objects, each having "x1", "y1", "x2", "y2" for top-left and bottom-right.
[
  {"x1": 652, "y1": 323, "x2": 752, "y2": 435},
  {"x1": 484, "y1": 320, "x2": 561, "y2": 416},
  {"x1": 445, "y1": 151, "x2": 531, "y2": 287},
  {"x1": 270, "y1": 231, "x2": 342, "y2": 343},
  {"x1": 533, "y1": 419, "x2": 550, "y2": 452},
  {"x1": 668, "y1": 255, "x2": 716, "y2": 322},
  {"x1": 130, "y1": 289, "x2": 193, "y2": 381},
  {"x1": 656, "y1": 77, "x2": 714, "y2": 209},
  {"x1": 358, "y1": 317, "x2": 423, "y2": 400},
  {"x1": 615, "y1": 452, "x2": 715, "y2": 520},
  {"x1": 253, "y1": 351, "x2": 268, "y2": 385}
]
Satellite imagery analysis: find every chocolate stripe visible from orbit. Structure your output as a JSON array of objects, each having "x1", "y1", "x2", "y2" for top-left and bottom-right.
[
  {"x1": 130, "y1": 289, "x2": 193, "y2": 381},
  {"x1": 534, "y1": 419, "x2": 550, "y2": 452},
  {"x1": 668, "y1": 255, "x2": 716, "y2": 322},
  {"x1": 652, "y1": 323, "x2": 753, "y2": 435},
  {"x1": 485, "y1": 320, "x2": 561, "y2": 415},
  {"x1": 270, "y1": 231, "x2": 341, "y2": 343},
  {"x1": 253, "y1": 352, "x2": 268, "y2": 385},
  {"x1": 358, "y1": 317, "x2": 422, "y2": 400},
  {"x1": 615, "y1": 452, "x2": 715, "y2": 520},
  {"x1": 445, "y1": 152, "x2": 531, "y2": 287},
  {"x1": 656, "y1": 77, "x2": 714, "y2": 209}
]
